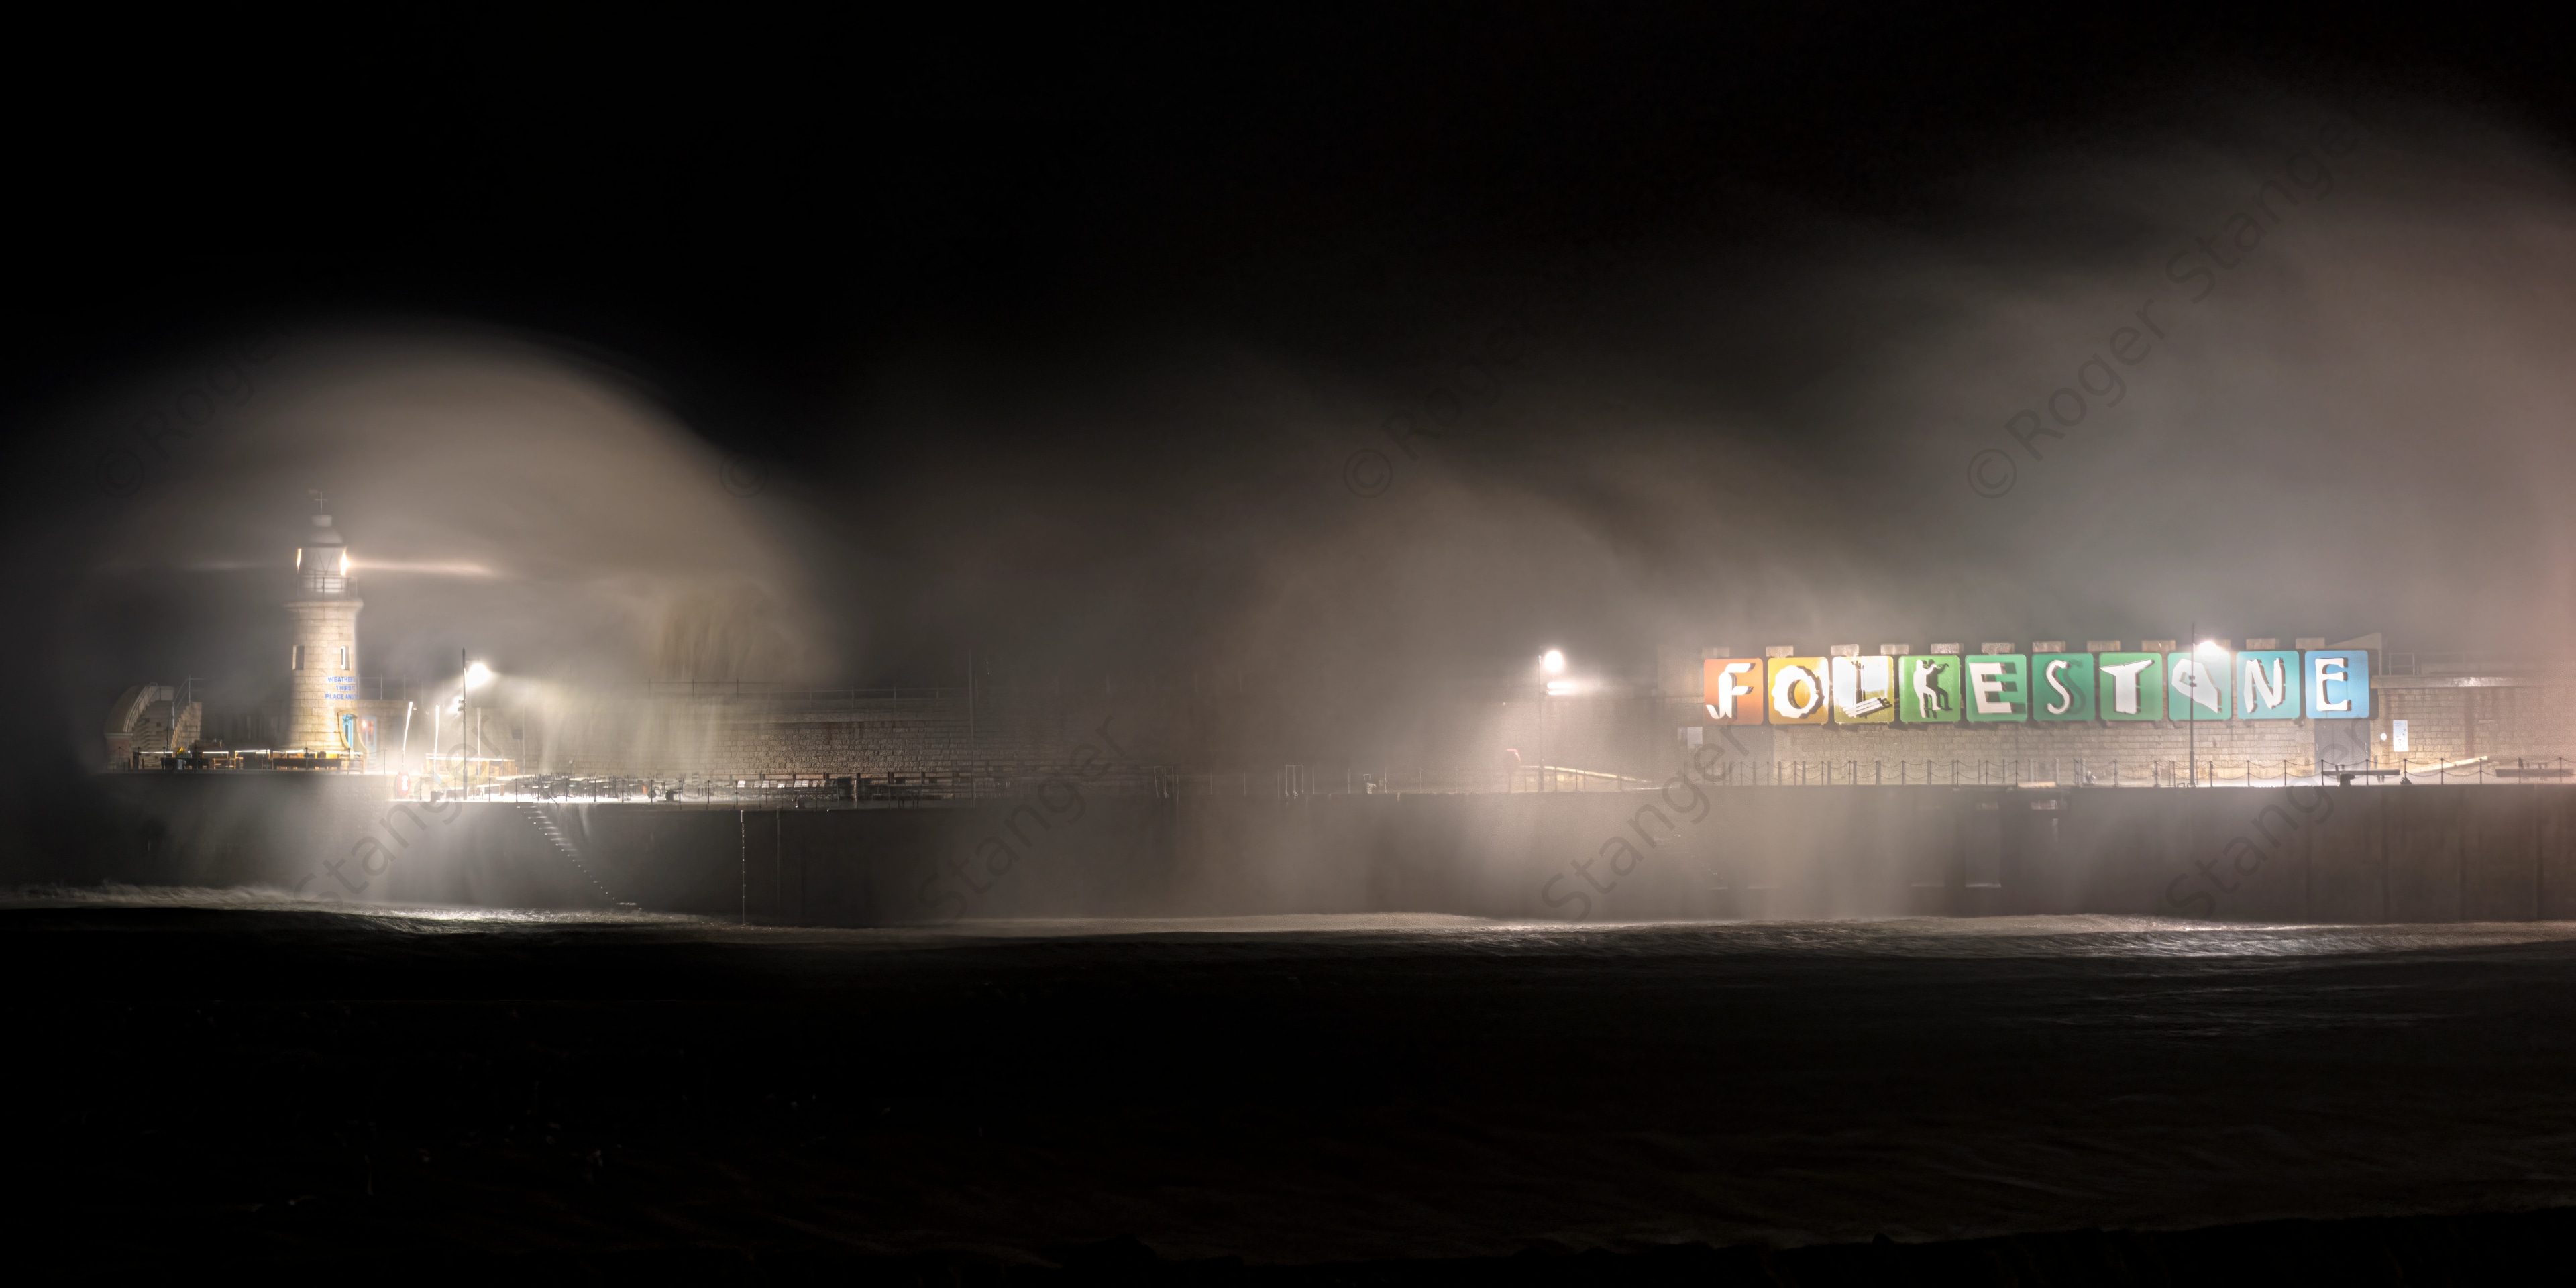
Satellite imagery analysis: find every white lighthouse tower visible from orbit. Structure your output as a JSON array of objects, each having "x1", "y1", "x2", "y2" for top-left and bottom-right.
[{"x1": 285, "y1": 492, "x2": 362, "y2": 758}]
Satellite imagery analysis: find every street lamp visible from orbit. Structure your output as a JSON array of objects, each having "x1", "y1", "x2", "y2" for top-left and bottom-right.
[
  {"x1": 1536, "y1": 650, "x2": 1571, "y2": 790},
  {"x1": 2180, "y1": 623, "x2": 2221, "y2": 787},
  {"x1": 458, "y1": 651, "x2": 494, "y2": 798},
  {"x1": 2190, "y1": 636, "x2": 2229, "y2": 790}
]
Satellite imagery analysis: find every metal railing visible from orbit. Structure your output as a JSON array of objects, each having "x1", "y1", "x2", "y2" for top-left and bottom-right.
[
  {"x1": 2379, "y1": 652, "x2": 2570, "y2": 678},
  {"x1": 621, "y1": 678, "x2": 1250, "y2": 702},
  {"x1": 387, "y1": 763, "x2": 1530, "y2": 804},
  {"x1": 121, "y1": 751, "x2": 2576, "y2": 791},
  {"x1": 1690, "y1": 755, "x2": 2576, "y2": 787},
  {"x1": 1509, "y1": 764, "x2": 1660, "y2": 792},
  {"x1": 627, "y1": 681, "x2": 971, "y2": 702}
]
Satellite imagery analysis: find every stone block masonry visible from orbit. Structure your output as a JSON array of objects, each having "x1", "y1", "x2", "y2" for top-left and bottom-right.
[
  {"x1": 2381, "y1": 686, "x2": 2576, "y2": 765},
  {"x1": 284, "y1": 597, "x2": 361, "y2": 753},
  {"x1": 1697, "y1": 683, "x2": 2576, "y2": 782},
  {"x1": 1755, "y1": 719, "x2": 2328, "y2": 784}
]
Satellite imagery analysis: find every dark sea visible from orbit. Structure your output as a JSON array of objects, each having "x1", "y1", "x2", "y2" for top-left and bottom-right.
[{"x1": 11, "y1": 889, "x2": 2576, "y2": 1280}]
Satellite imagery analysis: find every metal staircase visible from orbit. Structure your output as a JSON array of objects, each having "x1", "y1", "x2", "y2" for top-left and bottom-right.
[{"x1": 516, "y1": 804, "x2": 633, "y2": 908}]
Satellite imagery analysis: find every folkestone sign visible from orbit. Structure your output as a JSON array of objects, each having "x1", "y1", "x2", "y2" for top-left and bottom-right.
[{"x1": 1703, "y1": 645, "x2": 2371, "y2": 726}]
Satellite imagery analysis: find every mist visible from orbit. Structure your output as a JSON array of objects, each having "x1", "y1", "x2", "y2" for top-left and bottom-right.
[
  {"x1": 17, "y1": 95, "x2": 2576, "y2": 788},
  {"x1": 30, "y1": 17, "x2": 2576, "y2": 1278}
]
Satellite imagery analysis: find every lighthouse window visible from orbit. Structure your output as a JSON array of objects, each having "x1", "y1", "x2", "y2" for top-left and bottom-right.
[
  {"x1": 336, "y1": 646, "x2": 350, "y2": 671},
  {"x1": 292, "y1": 645, "x2": 305, "y2": 671}
]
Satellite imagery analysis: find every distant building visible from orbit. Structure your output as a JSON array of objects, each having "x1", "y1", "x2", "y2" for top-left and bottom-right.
[
  {"x1": 286, "y1": 492, "x2": 362, "y2": 756},
  {"x1": 103, "y1": 684, "x2": 200, "y2": 767}
]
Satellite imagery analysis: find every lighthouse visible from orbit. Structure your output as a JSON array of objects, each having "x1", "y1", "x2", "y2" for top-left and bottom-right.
[{"x1": 285, "y1": 492, "x2": 362, "y2": 757}]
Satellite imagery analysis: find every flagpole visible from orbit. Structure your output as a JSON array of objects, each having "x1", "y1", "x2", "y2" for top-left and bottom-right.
[{"x1": 2186, "y1": 620, "x2": 2196, "y2": 789}]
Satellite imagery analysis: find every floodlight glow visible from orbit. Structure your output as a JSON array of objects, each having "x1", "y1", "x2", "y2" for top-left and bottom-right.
[
  {"x1": 1546, "y1": 679, "x2": 1580, "y2": 695},
  {"x1": 2196, "y1": 639, "x2": 2224, "y2": 656},
  {"x1": 464, "y1": 662, "x2": 493, "y2": 688},
  {"x1": 1542, "y1": 650, "x2": 1565, "y2": 674}
]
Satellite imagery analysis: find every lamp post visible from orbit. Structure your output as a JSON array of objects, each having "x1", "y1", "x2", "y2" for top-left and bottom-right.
[
  {"x1": 455, "y1": 650, "x2": 496, "y2": 798},
  {"x1": 2184, "y1": 629, "x2": 2233, "y2": 788},
  {"x1": 1540, "y1": 649, "x2": 1566, "y2": 792}
]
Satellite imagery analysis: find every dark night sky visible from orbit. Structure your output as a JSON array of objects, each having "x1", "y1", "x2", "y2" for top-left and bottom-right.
[
  {"x1": 21, "y1": 9, "x2": 2538, "y2": 426},
  {"x1": 7, "y1": 7, "x2": 2576, "y2": 787}
]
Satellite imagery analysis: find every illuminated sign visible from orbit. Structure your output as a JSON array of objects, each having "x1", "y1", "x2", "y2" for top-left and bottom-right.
[
  {"x1": 1766, "y1": 656, "x2": 1830, "y2": 725},
  {"x1": 2096, "y1": 653, "x2": 2163, "y2": 722},
  {"x1": 2237, "y1": 650, "x2": 2300, "y2": 719},
  {"x1": 2167, "y1": 649, "x2": 2229, "y2": 722},
  {"x1": 2033, "y1": 653, "x2": 2096, "y2": 722},
  {"x1": 1964, "y1": 653, "x2": 2029, "y2": 722},
  {"x1": 1829, "y1": 655, "x2": 1898, "y2": 724},
  {"x1": 2306, "y1": 649, "x2": 2369, "y2": 719},
  {"x1": 1703, "y1": 659, "x2": 1762, "y2": 724},
  {"x1": 1703, "y1": 648, "x2": 2373, "y2": 722},
  {"x1": 1896, "y1": 655, "x2": 1961, "y2": 724}
]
